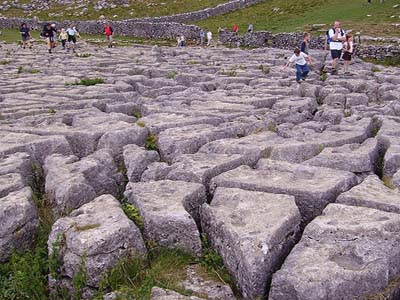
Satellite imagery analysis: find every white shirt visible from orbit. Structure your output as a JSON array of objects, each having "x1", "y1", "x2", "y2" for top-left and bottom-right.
[
  {"x1": 66, "y1": 27, "x2": 77, "y2": 36},
  {"x1": 289, "y1": 52, "x2": 308, "y2": 66},
  {"x1": 329, "y1": 28, "x2": 345, "y2": 50},
  {"x1": 207, "y1": 31, "x2": 212, "y2": 40}
]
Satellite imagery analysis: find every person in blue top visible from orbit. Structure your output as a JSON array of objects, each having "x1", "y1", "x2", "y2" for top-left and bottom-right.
[{"x1": 19, "y1": 23, "x2": 32, "y2": 49}]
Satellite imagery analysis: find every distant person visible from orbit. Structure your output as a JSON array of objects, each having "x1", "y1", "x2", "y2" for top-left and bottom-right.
[
  {"x1": 300, "y1": 32, "x2": 310, "y2": 55},
  {"x1": 104, "y1": 22, "x2": 114, "y2": 48},
  {"x1": 247, "y1": 23, "x2": 253, "y2": 33},
  {"x1": 50, "y1": 24, "x2": 58, "y2": 48},
  {"x1": 33, "y1": 16, "x2": 39, "y2": 31},
  {"x1": 19, "y1": 23, "x2": 32, "y2": 49},
  {"x1": 283, "y1": 48, "x2": 313, "y2": 83},
  {"x1": 233, "y1": 24, "x2": 239, "y2": 33},
  {"x1": 327, "y1": 20, "x2": 346, "y2": 74},
  {"x1": 342, "y1": 34, "x2": 354, "y2": 74},
  {"x1": 41, "y1": 23, "x2": 54, "y2": 53},
  {"x1": 59, "y1": 28, "x2": 68, "y2": 50},
  {"x1": 199, "y1": 29, "x2": 205, "y2": 46},
  {"x1": 207, "y1": 30, "x2": 212, "y2": 46},
  {"x1": 66, "y1": 24, "x2": 80, "y2": 53},
  {"x1": 180, "y1": 35, "x2": 185, "y2": 47}
]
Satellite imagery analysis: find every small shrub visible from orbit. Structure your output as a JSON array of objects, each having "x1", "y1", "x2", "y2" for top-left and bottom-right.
[
  {"x1": 66, "y1": 77, "x2": 105, "y2": 86},
  {"x1": 220, "y1": 68, "x2": 237, "y2": 77},
  {"x1": 267, "y1": 123, "x2": 277, "y2": 133},
  {"x1": 343, "y1": 110, "x2": 352, "y2": 117},
  {"x1": 0, "y1": 60, "x2": 11, "y2": 65},
  {"x1": 136, "y1": 121, "x2": 146, "y2": 127},
  {"x1": 166, "y1": 70, "x2": 178, "y2": 79},
  {"x1": 145, "y1": 134, "x2": 158, "y2": 151},
  {"x1": 320, "y1": 72, "x2": 328, "y2": 82},
  {"x1": 121, "y1": 201, "x2": 144, "y2": 229},
  {"x1": 76, "y1": 53, "x2": 93, "y2": 58},
  {"x1": 132, "y1": 110, "x2": 142, "y2": 119},
  {"x1": 258, "y1": 64, "x2": 270, "y2": 75},
  {"x1": 316, "y1": 96, "x2": 323, "y2": 105},
  {"x1": 49, "y1": 109, "x2": 56, "y2": 114}
]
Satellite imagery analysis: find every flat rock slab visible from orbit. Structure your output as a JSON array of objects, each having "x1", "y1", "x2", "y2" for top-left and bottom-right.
[
  {"x1": 124, "y1": 180, "x2": 207, "y2": 256},
  {"x1": 48, "y1": 194, "x2": 146, "y2": 289},
  {"x1": 210, "y1": 159, "x2": 357, "y2": 222},
  {"x1": 0, "y1": 173, "x2": 25, "y2": 198},
  {"x1": 269, "y1": 204, "x2": 400, "y2": 300},
  {"x1": 0, "y1": 187, "x2": 38, "y2": 262},
  {"x1": 150, "y1": 287, "x2": 203, "y2": 300},
  {"x1": 201, "y1": 187, "x2": 301, "y2": 299},
  {"x1": 303, "y1": 138, "x2": 379, "y2": 173},
  {"x1": 337, "y1": 175, "x2": 400, "y2": 213},
  {"x1": 166, "y1": 153, "x2": 252, "y2": 187}
]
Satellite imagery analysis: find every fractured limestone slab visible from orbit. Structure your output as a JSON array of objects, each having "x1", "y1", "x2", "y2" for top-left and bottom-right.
[
  {"x1": 269, "y1": 204, "x2": 400, "y2": 300},
  {"x1": 124, "y1": 180, "x2": 207, "y2": 256},
  {"x1": 210, "y1": 159, "x2": 357, "y2": 222},
  {"x1": 201, "y1": 187, "x2": 301, "y2": 299},
  {"x1": 337, "y1": 175, "x2": 400, "y2": 213}
]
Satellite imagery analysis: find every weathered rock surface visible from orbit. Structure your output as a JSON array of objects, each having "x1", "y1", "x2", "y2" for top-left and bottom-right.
[
  {"x1": 150, "y1": 287, "x2": 203, "y2": 300},
  {"x1": 210, "y1": 160, "x2": 357, "y2": 222},
  {"x1": 201, "y1": 187, "x2": 301, "y2": 299},
  {"x1": 48, "y1": 195, "x2": 146, "y2": 291},
  {"x1": 269, "y1": 204, "x2": 400, "y2": 300},
  {"x1": 125, "y1": 180, "x2": 206, "y2": 256},
  {"x1": 123, "y1": 144, "x2": 160, "y2": 182},
  {"x1": 337, "y1": 175, "x2": 400, "y2": 213},
  {"x1": 0, "y1": 187, "x2": 38, "y2": 262}
]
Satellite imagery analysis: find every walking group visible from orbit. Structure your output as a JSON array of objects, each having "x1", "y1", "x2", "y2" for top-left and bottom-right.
[{"x1": 283, "y1": 20, "x2": 354, "y2": 83}]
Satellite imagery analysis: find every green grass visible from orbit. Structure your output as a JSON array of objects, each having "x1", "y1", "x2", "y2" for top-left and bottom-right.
[
  {"x1": 1, "y1": 0, "x2": 226, "y2": 21},
  {"x1": 195, "y1": 0, "x2": 400, "y2": 37},
  {"x1": 66, "y1": 77, "x2": 105, "y2": 86},
  {"x1": 145, "y1": 134, "x2": 159, "y2": 151},
  {"x1": 364, "y1": 56, "x2": 400, "y2": 67}
]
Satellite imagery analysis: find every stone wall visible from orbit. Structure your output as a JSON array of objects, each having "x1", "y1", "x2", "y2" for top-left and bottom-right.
[
  {"x1": 218, "y1": 30, "x2": 400, "y2": 60},
  {"x1": 0, "y1": 17, "x2": 202, "y2": 39}
]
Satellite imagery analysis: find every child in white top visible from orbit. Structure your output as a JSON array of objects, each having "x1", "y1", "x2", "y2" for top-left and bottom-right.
[
  {"x1": 342, "y1": 34, "x2": 354, "y2": 74},
  {"x1": 283, "y1": 48, "x2": 313, "y2": 83}
]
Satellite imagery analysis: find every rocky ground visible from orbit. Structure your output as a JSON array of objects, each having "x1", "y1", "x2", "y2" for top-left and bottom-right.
[{"x1": 1, "y1": 40, "x2": 400, "y2": 300}]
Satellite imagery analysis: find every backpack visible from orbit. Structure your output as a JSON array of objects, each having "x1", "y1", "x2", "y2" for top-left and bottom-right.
[{"x1": 326, "y1": 28, "x2": 345, "y2": 44}]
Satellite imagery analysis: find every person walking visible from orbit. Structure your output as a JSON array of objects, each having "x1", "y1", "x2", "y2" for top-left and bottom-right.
[
  {"x1": 66, "y1": 24, "x2": 80, "y2": 53},
  {"x1": 207, "y1": 30, "x2": 212, "y2": 46},
  {"x1": 300, "y1": 32, "x2": 311, "y2": 55},
  {"x1": 247, "y1": 23, "x2": 254, "y2": 33},
  {"x1": 104, "y1": 22, "x2": 114, "y2": 48},
  {"x1": 199, "y1": 29, "x2": 205, "y2": 46},
  {"x1": 59, "y1": 28, "x2": 68, "y2": 50},
  {"x1": 41, "y1": 23, "x2": 54, "y2": 53},
  {"x1": 19, "y1": 23, "x2": 32, "y2": 49},
  {"x1": 342, "y1": 34, "x2": 354, "y2": 74},
  {"x1": 327, "y1": 21, "x2": 346, "y2": 74},
  {"x1": 233, "y1": 24, "x2": 239, "y2": 33},
  {"x1": 283, "y1": 48, "x2": 313, "y2": 83}
]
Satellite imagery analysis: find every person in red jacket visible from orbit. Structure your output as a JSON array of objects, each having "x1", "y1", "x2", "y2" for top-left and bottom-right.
[
  {"x1": 104, "y1": 22, "x2": 114, "y2": 48},
  {"x1": 233, "y1": 24, "x2": 238, "y2": 33}
]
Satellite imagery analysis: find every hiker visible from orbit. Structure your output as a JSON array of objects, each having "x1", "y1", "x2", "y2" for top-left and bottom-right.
[
  {"x1": 282, "y1": 48, "x2": 312, "y2": 83},
  {"x1": 233, "y1": 24, "x2": 239, "y2": 33},
  {"x1": 342, "y1": 34, "x2": 354, "y2": 74},
  {"x1": 300, "y1": 32, "x2": 311, "y2": 55},
  {"x1": 176, "y1": 35, "x2": 182, "y2": 47},
  {"x1": 33, "y1": 16, "x2": 39, "y2": 31},
  {"x1": 19, "y1": 23, "x2": 32, "y2": 49},
  {"x1": 180, "y1": 35, "x2": 185, "y2": 47},
  {"x1": 50, "y1": 24, "x2": 58, "y2": 48},
  {"x1": 327, "y1": 21, "x2": 346, "y2": 74},
  {"x1": 247, "y1": 23, "x2": 254, "y2": 33},
  {"x1": 207, "y1": 30, "x2": 212, "y2": 46},
  {"x1": 41, "y1": 23, "x2": 55, "y2": 53},
  {"x1": 104, "y1": 22, "x2": 114, "y2": 48},
  {"x1": 66, "y1": 24, "x2": 80, "y2": 53},
  {"x1": 199, "y1": 29, "x2": 205, "y2": 46},
  {"x1": 59, "y1": 28, "x2": 68, "y2": 50}
]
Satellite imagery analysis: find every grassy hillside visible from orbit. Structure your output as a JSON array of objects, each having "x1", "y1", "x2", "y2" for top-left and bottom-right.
[
  {"x1": 194, "y1": 0, "x2": 400, "y2": 37},
  {"x1": 0, "y1": 0, "x2": 226, "y2": 21}
]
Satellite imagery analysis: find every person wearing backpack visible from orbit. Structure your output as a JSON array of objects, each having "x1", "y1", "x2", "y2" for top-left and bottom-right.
[
  {"x1": 41, "y1": 23, "x2": 54, "y2": 53},
  {"x1": 327, "y1": 21, "x2": 346, "y2": 74},
  {"x1": 19, "y1": 23, "x2": 32, "y2": 49},
  {"x1": 104, "y1": 22, "x2": 114, "y2": 48}
]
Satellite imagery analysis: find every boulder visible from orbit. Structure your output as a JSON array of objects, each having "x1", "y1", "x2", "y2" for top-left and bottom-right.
[
  {"x1": 123, "y1": 144, "x2": 159, "y2": 182},
  {"x1": 269, "y1": 204, "x2": 400, "y2": 300}
]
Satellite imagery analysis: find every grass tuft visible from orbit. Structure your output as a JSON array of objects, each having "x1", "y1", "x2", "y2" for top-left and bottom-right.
[
  {"x1": 145, "y1": 134, "x2": 159, "y2": 151},
  {"x1": 166, "y1": 70, "x2": 178, "y2": 79},
  {"x1": 66, "y1": 77, "x2": 105, "y2": 86}
]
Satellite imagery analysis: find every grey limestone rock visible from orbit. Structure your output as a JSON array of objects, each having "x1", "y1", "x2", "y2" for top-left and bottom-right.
[
  {"x1": 201, "y1": 187, "x2": 301, "y2": 299},
  {"x1": 269, "y1": 204, "x2": 400, "y2": 300},
  {"x1": 48, "y1": 195, "x2": 146, "y2": 291},
  {"x1": 337, "y1": 175, "x2": 400, "y2": 213},
  {"x1": 124, "y1": 180, "x2": 207, "y2": 256},
  {"x1": 0, "y1": 173, "x2": 25, "y2": 198},
  {"x1": 123, "y1": 144, "x2": 160, "y2": 182},
  {"x1": 150, "y1": 287, "x2": 204, "y2": 300},
  {"x1": 0, "y1": 187, "x2": 38, "y2": 262},
  {"x1": 141, "y1": 162, "x2": 174, "y2": 182},
  {"x1": 210, "y1": 159, "x2": 357, "y2": 222}
]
